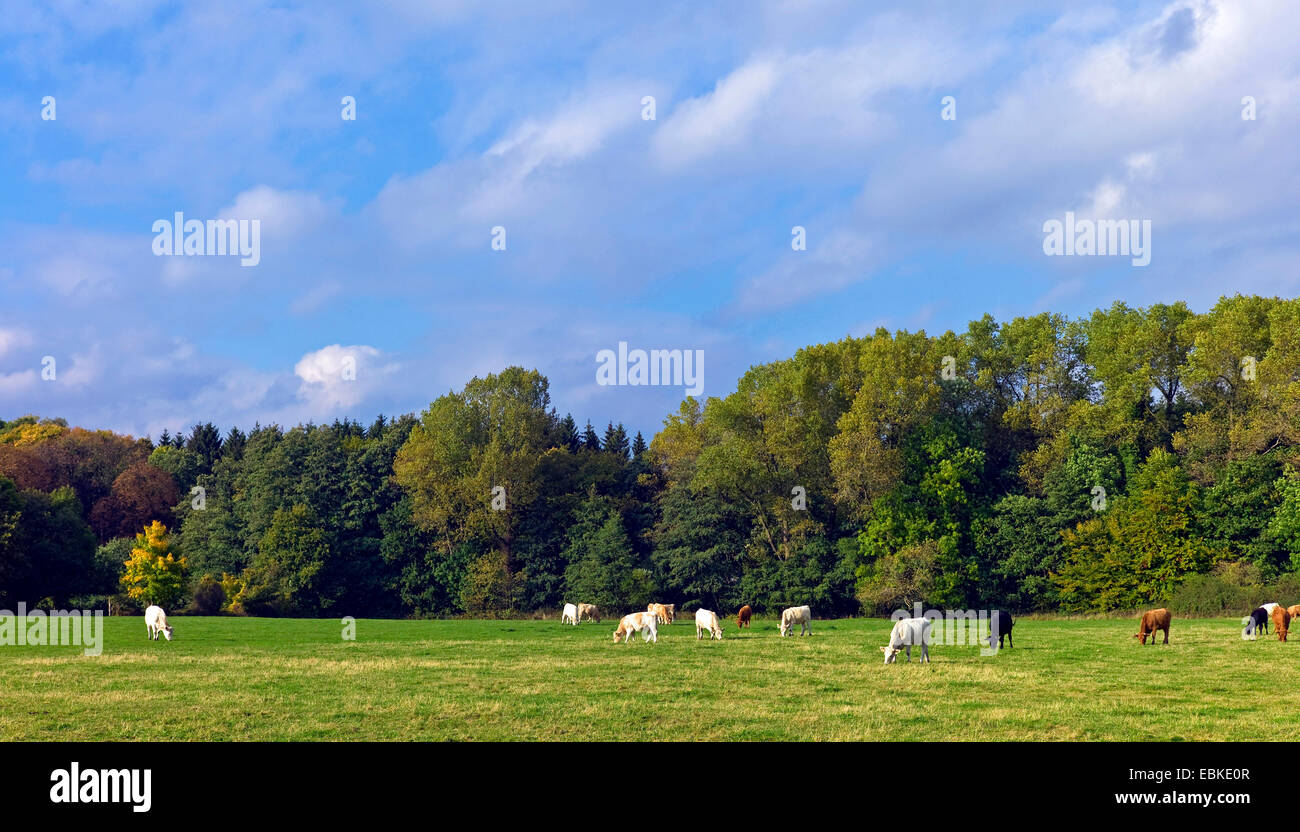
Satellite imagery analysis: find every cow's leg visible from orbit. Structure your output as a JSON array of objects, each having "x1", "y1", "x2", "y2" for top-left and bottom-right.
[
  {"x1": 921, "y1": 642, "x2": 929, "y2": 663},
  {"x1": 1163, "y1": 628, "x2": 1169, "y2": 645}
]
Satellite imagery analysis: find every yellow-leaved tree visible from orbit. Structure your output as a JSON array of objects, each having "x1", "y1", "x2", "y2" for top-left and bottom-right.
[{"x1": 120, "y1": 520, "x2": 188, "y2": 609}]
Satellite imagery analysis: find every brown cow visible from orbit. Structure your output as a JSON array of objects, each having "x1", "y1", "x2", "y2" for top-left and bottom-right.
[
  {"x1": 1273, "y1": 606, "x2": 1291, "y2": 642},
  {"x1": 647, "y1": 603, "x2": 674, "y2": 625},
  {"x1": 1288, "y1": 605, "x2": 1300, "y2": 624},
  {"x1": 1134, "y1": 608, "x2": 1171, "y2": 645},
  {"x1": 736, "y1": 605, "x2": 752, "y2": 629}
]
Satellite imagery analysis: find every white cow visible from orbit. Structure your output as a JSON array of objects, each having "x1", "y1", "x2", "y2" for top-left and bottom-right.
[
  {"x1": 695, "y1": 608, "x2": 724, "y2": 640},
  {"x1": 145, "y1": 605, "x2": 173, "y2": 641},
  {"x1": 613, "y1": 612, "x2": 658, "y2": 644},
  {"x1": 562, "y1": 603, "x2": 579, "y2": 626},
  {"x1": 882, "y1": 617, "x2": 931, "y2": 664},
  {"x1": 779, "y1": 605, "x2": 811, "y2": 637}
]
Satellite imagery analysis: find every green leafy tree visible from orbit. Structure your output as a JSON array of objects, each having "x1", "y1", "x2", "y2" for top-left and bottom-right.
[
  {"x1": 1056, "y1": 450, "x2": 1218, "y2": 611},
  {"x1": 563, "y1": 496, "x2": 652, "y2": 611},
  {"x1": 242, "y1": 504, "x2": 333, "y2": 615},
  {"x1": 1267, "y1": 466, "x2": 1300, "y2": 571}
]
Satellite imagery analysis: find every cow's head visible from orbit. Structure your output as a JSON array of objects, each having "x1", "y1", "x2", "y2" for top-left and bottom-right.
[
  {"x1": 162, "y1": 625, "x2": 173, "y2": 641},
  {"x1": 881, "y1": 645, "x2": 901, "y2": 664}
]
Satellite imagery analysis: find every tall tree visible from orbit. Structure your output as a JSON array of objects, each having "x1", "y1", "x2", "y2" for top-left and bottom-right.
[
  {"x1": 394, "y1": 367, "x2": 553, "y2": 573},
  {"x1": 602, "y1": 422, "x2": 629, "y2": 459},
  {"x1": 582, "y1": 420, "x2": 601, "y2": 451}
]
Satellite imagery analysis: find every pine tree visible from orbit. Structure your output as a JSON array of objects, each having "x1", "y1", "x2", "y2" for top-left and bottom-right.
[
  {"x1": 603, "y1": 422, "x2": 629, "y2": 459},
  {"x1": 631, "y1": 431, "x2": 648, "y2": 461},
  {"x1": 186, "y1": 422, "x2": 224, "y2": 472},
  {"x1": 582, "y1": 420, "x2": 601, "y2": 451},
  {"x1": 556, "y1": 414, "x2": 580, "y2": 452},
  {"x1": 223, "y1": 427, "x2": 247, "y2": 461}
]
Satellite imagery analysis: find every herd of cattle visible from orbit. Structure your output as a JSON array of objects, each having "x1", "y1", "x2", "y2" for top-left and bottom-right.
[
  {"x1": 555, "y1": 600, "x2": 1300, "y2": 662},
  {"x1": 557, "y1": 600, "x2": 991, "y2": 662},
  {"x1": 134, "y1": 599, "x2": 1300, "y2": 660},
  {"x1": 1243, "y1": 602, "x2": 1299, "y2": 641}
]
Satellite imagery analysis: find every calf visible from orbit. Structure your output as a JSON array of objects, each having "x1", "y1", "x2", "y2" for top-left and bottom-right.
[
  {"x1": 613, "y1": 612, "x2": 658, "y2": 644},
  {"x1": 647, "y1": 603, "x2": 673, "y2": 625},
  {"x1": 1272, "y1": 605, "x2": 1290, "y2": 642},
  {"x1": 882, "y1": 617, "x2": 931, "y2": 664},
  {"x1": 736, "y1": 605, "x2": 752, "y2": 629},
  {"x1": 1246, "y1": 607, "x2": 1269, "y2": 639},
  {"x1": 779, "y1": 605, "x2": 811, "y2": 637},
  {"x1": 562, "y1": 603, "x2": 578, "y2": 626},
  {"x1": 1134, "y1": 608, "x2": 1171, "y2": 645},
  {"x1": 695, "y1": 608, "x2": 724, "y2": 640},
  {"x1": 144, "y1": 605, "x2": 173, "y2": 642},
  {"x1": 985, "y1": 609, "x2": 1014, "y2": 649},
  {"x1": 577, "y1": 603, "x2": 600, "y2": 624}
]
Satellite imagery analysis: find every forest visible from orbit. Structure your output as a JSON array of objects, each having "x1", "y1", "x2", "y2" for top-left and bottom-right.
[{"x1": 4, "y1": 293, "x2": 1300, "y2": 618}]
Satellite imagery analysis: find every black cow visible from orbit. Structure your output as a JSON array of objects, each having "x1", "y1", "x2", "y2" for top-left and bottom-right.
[
  {"x1": 1247, "y1": 607, "x2": 1269, "y2": 637},
  {"x1": 985, "y1": 609, "x2": 1014, "y2": 649}
]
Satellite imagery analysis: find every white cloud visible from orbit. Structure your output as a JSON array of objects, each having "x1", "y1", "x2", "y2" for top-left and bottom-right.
[
  {"x1": 653, "y1": 60, "x2": 780, "y2": 166},
  {"x1": 220, "y1": 186, "x2": 337, "y2": 240},
  {"x1": 0, "y1": 327, "x2": 32, "y2": 359},
  {"x1": 294, "y1": 344, "x2": 395, "y2": 411}
]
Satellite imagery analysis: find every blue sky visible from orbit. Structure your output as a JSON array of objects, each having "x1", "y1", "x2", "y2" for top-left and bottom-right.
[{"x1": 1, "y1": 0, "x2": 1297, "y2": 441}]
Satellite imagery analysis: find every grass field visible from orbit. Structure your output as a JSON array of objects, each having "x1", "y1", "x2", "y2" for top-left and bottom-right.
[{"x1": 3, "y1": 615, "x2": 1299, "y2": 741}]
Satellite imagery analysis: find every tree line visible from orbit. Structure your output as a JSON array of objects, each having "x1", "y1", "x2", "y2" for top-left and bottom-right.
[{"x1": 4, "y1": 293, "x2": 1300, "y2": 618}]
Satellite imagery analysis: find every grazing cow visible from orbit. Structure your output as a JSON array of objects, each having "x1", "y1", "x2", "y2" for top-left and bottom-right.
[
  {"x1": 1272, "y1": 606, "x2": 1290, "y2": 642},
  {"x1": 577, "y1": 603, "x2": 600, "y2": 624},
  {"x1": 613, "y1": 612, "x2": 658, "y2": 644},
  {"x1": 1260, "y1": 602, "x2": 1280, "y2": 633},
  {"x1": 562, "y1": 603, "x2": 578, "y2": 626},
  {"x1": 1246, "y1": 607, "x2": 1269, "y2": 639},
  {"x1": 647, "y1": 603, "x2": 673, "y2": 625},
  {"x1": 779, "y1": 605, "x2": 811, "y2": 637},
  {"x1": 736, "y1": 605, "x2": 752, "y2": 629},
  {"x1": 882, "y1": 617, "x2": 931, "y2": 664},
  {"x1": 1287, "y1": 605, "x2": 1300, "y2": 623},
  {"x1": 1134, "y1": 608, "x2": 1171, "y2": 645},
  {"x1": 695, "y1": 608, "x2": 724, "y2": 640},
  {"x1": 144, "y1": 605, "x2": 173, "y2": 642},
  {"x1": 985, "y1": 609, "x2": 1014, "y2": 649}
]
